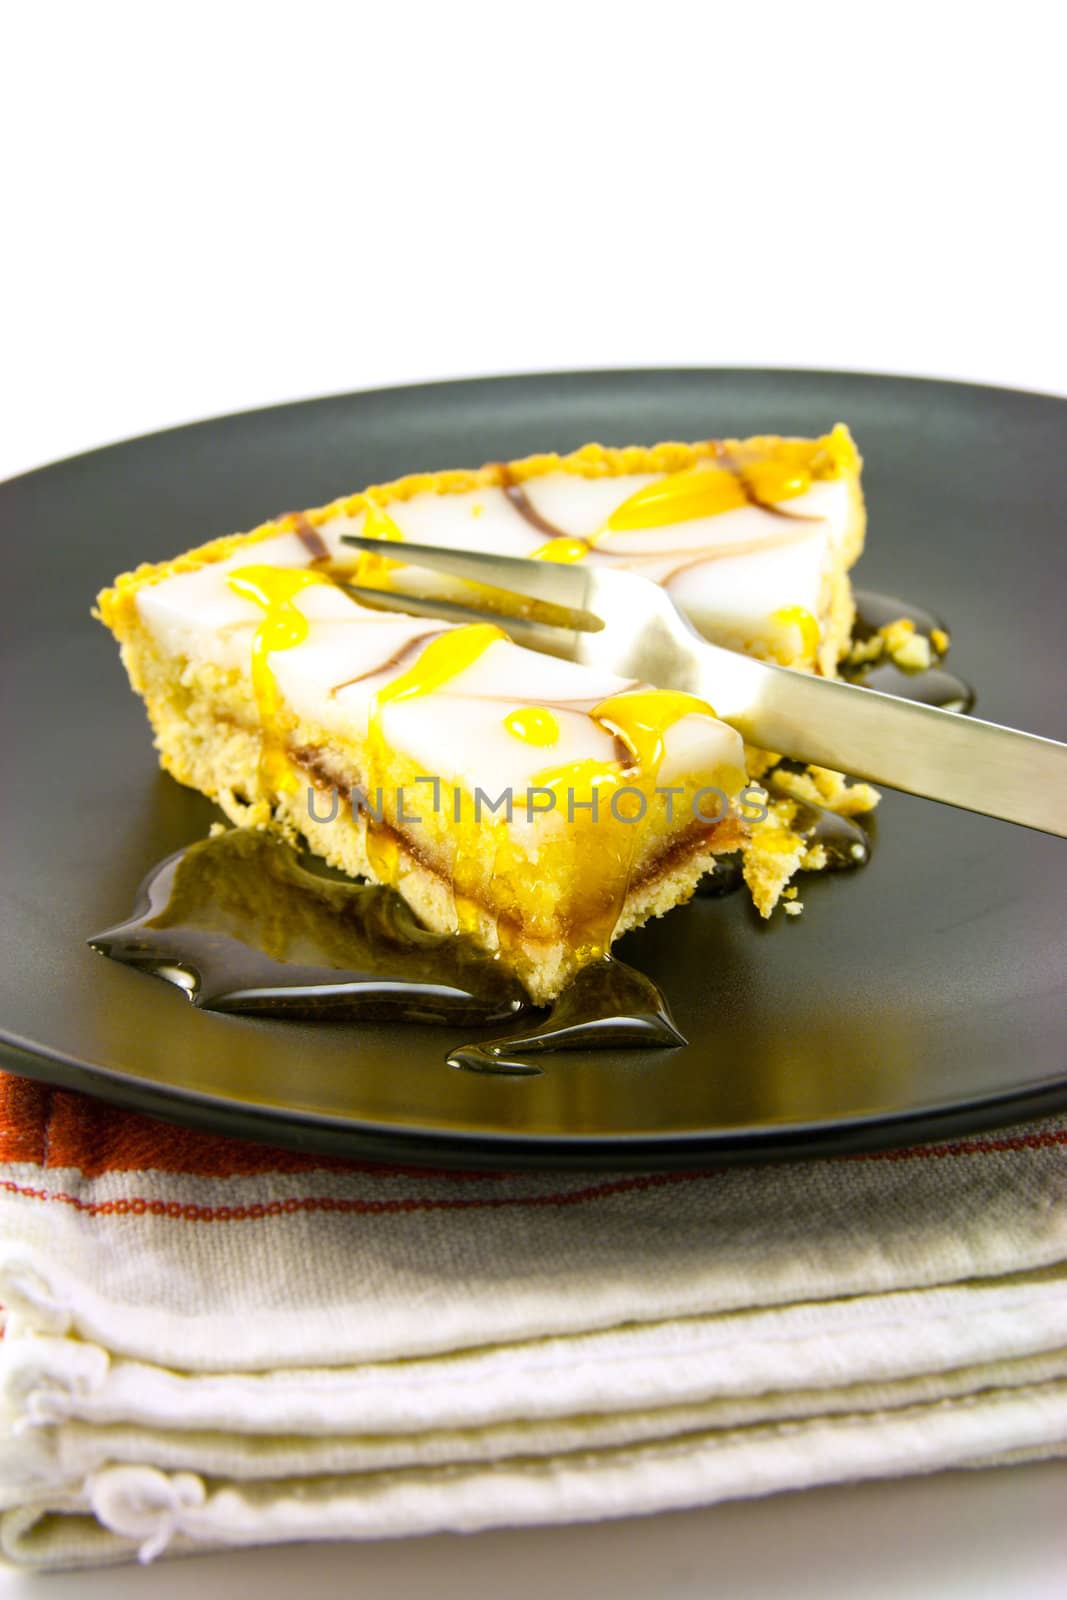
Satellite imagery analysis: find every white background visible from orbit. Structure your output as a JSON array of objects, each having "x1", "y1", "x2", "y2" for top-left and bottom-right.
[
  {"x1": 3, "y1": 2, "x2": 1066, "y2": 1593},
  {"x1": 4, "y1": 1, "x2": 1067, "y2": 483}
]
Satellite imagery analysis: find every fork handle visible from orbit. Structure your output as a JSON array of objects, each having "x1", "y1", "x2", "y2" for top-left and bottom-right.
[{"x1": 692, "y1": 646, "x2": 1067, "y2": 838}]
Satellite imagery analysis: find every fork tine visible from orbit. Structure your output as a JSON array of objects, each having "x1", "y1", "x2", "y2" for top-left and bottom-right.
[
  {"x1": 335, "y1": 582, "x2": 582, "y2": 661},
  {"x1": 338, "y1": 533, "x2": 594, "y2": 614}
]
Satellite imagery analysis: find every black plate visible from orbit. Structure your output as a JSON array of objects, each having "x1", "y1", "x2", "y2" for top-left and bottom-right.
[{"x1": 2, "y1": 370, "x2": 1066, "y2": 1169}]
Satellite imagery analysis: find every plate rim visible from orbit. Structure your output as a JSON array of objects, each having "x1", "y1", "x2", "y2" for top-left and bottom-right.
[
  {"x1": 4, "y1": 363, "x2": 1065, "y2": 493},
  {"x1": 3, "y1": 366, "x2": 1065, "y2": 1170},
  {"x1": 4, "y1": 1027, "x2": 1067, "y2": 1172}
]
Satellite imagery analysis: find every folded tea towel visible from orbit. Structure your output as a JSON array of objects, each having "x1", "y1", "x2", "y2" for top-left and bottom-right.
[{"x1": 0, "y1": 1073, "x2": 1064, "y2": 1570}]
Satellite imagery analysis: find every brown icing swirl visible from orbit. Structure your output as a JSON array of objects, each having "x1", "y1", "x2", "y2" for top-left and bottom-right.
[
  {"x1": 294, "y1": 515, "x2": 330, "y2": 562},
  {"x1": 497, "y1": 463, "x2": 570, "y2": 541}
]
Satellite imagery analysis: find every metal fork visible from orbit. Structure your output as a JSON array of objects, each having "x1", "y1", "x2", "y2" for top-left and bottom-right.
[{"x1": 338, "y1": 534, "x2": 1067, "y2": 838}]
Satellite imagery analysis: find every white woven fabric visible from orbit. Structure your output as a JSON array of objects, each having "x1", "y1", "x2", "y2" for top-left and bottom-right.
[{"x1": 1, "y1": 1119, "x2": 1065, "y2": 1569}]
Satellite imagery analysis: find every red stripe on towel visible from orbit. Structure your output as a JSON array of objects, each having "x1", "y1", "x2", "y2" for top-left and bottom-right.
[{"x1": 1, "y1": 1072, "x2": 1063, "y2": 1196}]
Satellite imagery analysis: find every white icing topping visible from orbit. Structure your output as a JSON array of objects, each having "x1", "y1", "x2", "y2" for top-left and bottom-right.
[
  {"x1": 521, "y1": 473, "x2": 659, "y2": 537},
  {"x1": 313, "y1": 471, "x2": 851, "y2": 653},
  {"x1": 667, "y1": 533, "x2": 826, "y2": 630},
  {"x1": 135, "y1": 536, "x2": 742, "y2": 803},
  {"x1": 134, "y1": 453, "x2": 851, "y2": 819}
]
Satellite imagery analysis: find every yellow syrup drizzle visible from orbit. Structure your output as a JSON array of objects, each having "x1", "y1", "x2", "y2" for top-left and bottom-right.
[
  {"x1": 353, "y1": 500, "x2": 405, "y2": 585},
  {"x1": 530, "y1": 536, "x2": 590, "y2": 563},
  {"x1": 364, "y1": 819, "x2": 401, "y2": 887},
  {"x1": 742, "y1": 459, "x2": 811, "y2": 504},
  {"x1": 531, "y1": 689, "x2": 739, "y2": 961},
  {"x1": 373, "y1": 622, "x2": 505, "y2": 712},
  {"x1": 592, "y1": 689, "x2": 718, "y2": 770},
  {"x1": 524, "y1": 457, "x2": 814, "y2": 574},
  {"x1": 770, "y1": 606, "x2": 821, "y2": 662},
  {"x1": 367, "y1": 623, "x2": 506, "y2": 914},
  {"x1": 607, "y1": 465, "x2": 747, "y2": 531},
  {"x1": 529, "y1": 754, "x2": 635, "y2": 959},
  {"x1": 227, "y1": 565, "x2": 332, "y2": 793},
  {"x1": 503, "y1": 707, "x2": 560, "y2": 747},
  {"x1": 606, "y1": 457, "x2": 812, "y2": 533},
  {"x1": 749, "y1": 798, "x2": 805, "y2": 859}
]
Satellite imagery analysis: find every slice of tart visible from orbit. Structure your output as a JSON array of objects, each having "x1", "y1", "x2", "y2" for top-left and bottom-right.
[
  {"x1": 96, "y1": 427, "x2": 866, "y2": 1001},
  {"x1": 344, "y1": 425, "x2": 864, "y2": 676}
]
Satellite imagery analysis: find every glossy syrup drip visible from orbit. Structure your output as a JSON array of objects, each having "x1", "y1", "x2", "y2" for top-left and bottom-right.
[
  {"x1": 92, "y1": 587, "x2": 971, "y2": 1069},
  {"x1": 89, "y1": 831, "x2": 683, "y2": 1066},
  {"x1": 696, "y1": 787, "x2": 870, "y2": 902},
  {"x1": 765, "y1": 777, "x2": 872, "y2": 868},
  {"x1": 87, "y1": 829, "x2": 530, "y2": 1025},
  {"x1": 854, "y1": 661, "x2": 975, "y2": 712},
  {"x1": 447, "y1": 956, "x2": 684, "y2": 1076},
  {"x1": 851, "y1": 588, "x2": 947, "y2": 642},
  {"x1": 847, "y1": 589, "x2": 975, "y2": 710}
]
